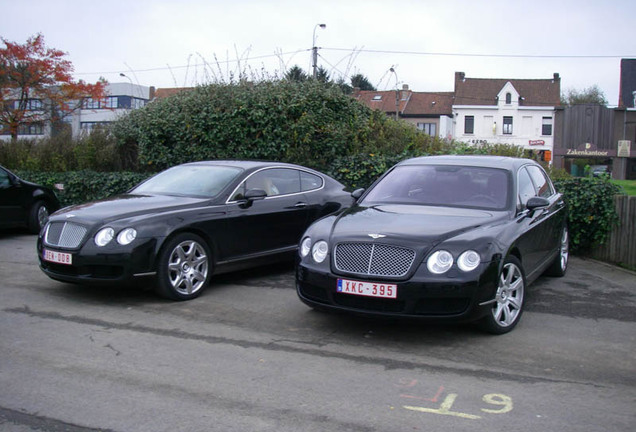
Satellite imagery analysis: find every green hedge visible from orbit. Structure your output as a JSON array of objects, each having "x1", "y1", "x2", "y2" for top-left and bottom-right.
[
  {"x1": 554, "y1": 177, "x2": 622, "y2": 254},
  {"x1": 15, "y1": 170, "x2": 149, "y2": 208}
]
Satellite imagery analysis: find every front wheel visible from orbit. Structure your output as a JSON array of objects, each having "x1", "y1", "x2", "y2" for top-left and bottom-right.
[
  {"x1": 479, "y1": 256, "x2": 526, "y2": 335},
  {"x1": 155, "y1": 233, "x2": 212, "y2": 301}
]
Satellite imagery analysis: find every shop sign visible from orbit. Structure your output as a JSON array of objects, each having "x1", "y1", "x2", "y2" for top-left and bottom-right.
[
  {"x1": 529, "y1": 140, "x2": 545, "y2": 146},
  {"x1": 617, "y1": 140, "x2": 631, "y2": 158},
  {"x1": 566, "y1": 142, "x2": 609, "y2": 157}
]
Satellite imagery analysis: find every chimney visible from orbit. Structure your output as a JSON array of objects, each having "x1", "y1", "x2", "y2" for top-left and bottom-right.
[
  {"x1": 402, "y1": 84, "x2": 409, "y2": 91},
  {"x1": 553, "y1": 73, "x2": 560, "y2": 82}
]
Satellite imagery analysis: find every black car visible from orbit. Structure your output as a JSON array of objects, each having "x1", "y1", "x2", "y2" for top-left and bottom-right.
[
  {"x1": 296, "y1": 155, "x2": 569, "y2": 334},
  {"x1": 38, "y1": 161, "x2": 352, "y2": 300},
  {"x1": 0, "y1": 165, "x2": 61, "y2": 233}
]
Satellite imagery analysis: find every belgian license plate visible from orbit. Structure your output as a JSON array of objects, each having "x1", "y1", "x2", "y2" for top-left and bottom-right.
[
  {"x1": 43, "y1": 249, "x2": 72, "y2": 265},
  {"x1": 337, "y1": 278, "x2": 397, "y2": 299}
]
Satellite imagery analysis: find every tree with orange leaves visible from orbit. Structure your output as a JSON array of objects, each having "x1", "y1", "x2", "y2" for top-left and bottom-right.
[{"x1": 0, "y1": 33, "x2": 107, "y2": 142}]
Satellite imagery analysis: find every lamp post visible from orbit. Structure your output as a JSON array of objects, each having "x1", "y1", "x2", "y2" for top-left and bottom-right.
[
  {"x1": 390, "y1": 67, "x2": 399, "y2": 120},
  {"x1": 312, "y1": 23, "x2": 326, "y2": 79},
  {"x1": 119, "y1": 73, "x2": 135, "y2": 108}
]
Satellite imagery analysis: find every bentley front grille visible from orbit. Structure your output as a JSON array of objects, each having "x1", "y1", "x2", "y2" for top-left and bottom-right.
[
  {"x1": 334, "y1": 243, "x2": 416, "y2": 278},
  {"x1": 45, "y1": 222, "x2": 88, "y2": 249}
]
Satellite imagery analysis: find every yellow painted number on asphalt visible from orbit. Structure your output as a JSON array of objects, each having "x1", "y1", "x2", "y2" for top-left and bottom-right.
[{"x1": 481, "y1": 393, "x2": 513, "y2": 414}]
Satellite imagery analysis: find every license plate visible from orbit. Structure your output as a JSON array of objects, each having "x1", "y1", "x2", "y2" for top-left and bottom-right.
[
  {"x1": 43, "y1": 249, "x2": 72, "y2": 265},
  {"x1": 337, "y1": 278, "x2": 397, "y2": 299}
]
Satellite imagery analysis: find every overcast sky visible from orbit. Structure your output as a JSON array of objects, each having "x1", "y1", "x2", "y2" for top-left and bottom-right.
[{"x1": 2, "y1": 0, "x2": 635, "y2": 106}]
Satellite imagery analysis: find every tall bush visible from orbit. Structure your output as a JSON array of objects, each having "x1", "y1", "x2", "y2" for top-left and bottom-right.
[{"x1": 553, "y1": 177, "x2": 622, "y2": 253}]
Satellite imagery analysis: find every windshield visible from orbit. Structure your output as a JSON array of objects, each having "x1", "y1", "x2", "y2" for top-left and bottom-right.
[
  {"x1": 362, "y1": 165, "x2": 510, "y2": 210},
  {"x1": 131, "y1": 165, "x2": 242, "y2": 197}
]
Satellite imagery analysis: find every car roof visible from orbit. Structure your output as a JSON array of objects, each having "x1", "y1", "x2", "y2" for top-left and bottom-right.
[
  {"x1": 182, "y1": 160, "x2": 310, "y2": 170},
  {"x1": 398, "y1": 155, "x2": 537, "y2": 171}
]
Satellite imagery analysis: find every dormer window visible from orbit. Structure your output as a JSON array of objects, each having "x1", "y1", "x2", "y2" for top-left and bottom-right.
[{"x1": 505, "y1": 92, "x2": 512, "y2": 104}]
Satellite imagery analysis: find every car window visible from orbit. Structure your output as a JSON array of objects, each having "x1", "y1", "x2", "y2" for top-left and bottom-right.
[
  {"x1": 132, "y1": 165, "x2": 242, "y2": 197},
  {"x1": 517, "y1": 167, "x2": 536, "y2": 206},
  {"x1": 0, "y1": 168, "x2": 10, "y2": 188},
  {"x1": 361, "y1": 165, "x2": 510, "y2": 210},
  {"x1": 232, "y1": 168, "x2": 302, "y2": 200},
  {"x1": 300, "y1": 171, "x2": 323, "y2": 191},
  {"x1": 526, "y1": 165, "x2": 554, "y2": 198}
]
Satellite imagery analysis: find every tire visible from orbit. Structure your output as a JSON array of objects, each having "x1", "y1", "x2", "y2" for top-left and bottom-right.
[
  {"x1": 28, "y1": 201, "x2": 50, "y2": 234},
  {"x1": 155, "y1": 233, "x2": 212, "y2": 301},
  {"x1": 479, "y1": 256, "x2": 526, "y2": 335},
  {"x1": 544, "y1": 226, "x2": 569, "y2": 277}
]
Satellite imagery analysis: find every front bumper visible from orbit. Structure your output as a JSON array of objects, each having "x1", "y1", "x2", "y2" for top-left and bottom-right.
[
  {"x1": 296, "y1": 260, "x2": 500, "y2": 322},
  {"x1": 37, "y1": 236, "x2": 161, "y2": 285}
]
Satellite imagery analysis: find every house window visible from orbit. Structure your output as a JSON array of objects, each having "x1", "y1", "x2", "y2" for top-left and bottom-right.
[
  {"x1": 26, "y1": 99, "x2": 43, "y2": 111},
  {"x1": 464, "y1": 116, "x2": 474, "y2": 134},
  {"x1": 542, "y1": 116, "x2": 553, "y2": 136},
  {"x1": 83, "y1": 97, "x2": 100, "y2": 109},
  {"x1": 18, "y1": 122, "x2": 44, "y2": 135},
  {"x1": 503, "y1": 116, "x2": 513, "y2": 134},
  {"x1": 417, "y1": 123, "x2": 437, "y2": 136},
  {"x1": 372, "y1": 95, "x2": 382, "y2": 101},
  {"x1": 505, "y1": 93, "x2": 512, "y2": 104},
  {"x1": 105, "y1": 97, "x2": 119, "y2": 109}
]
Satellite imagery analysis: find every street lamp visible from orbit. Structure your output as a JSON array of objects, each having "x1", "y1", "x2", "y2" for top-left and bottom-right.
[
  {"x1": 390, "y1": 67, "x2": 399, "y2": 120},
  {"x1": 312, "y1": 23, "x2": 326, "y2": 79},
  {"x1": 120, "y1": 73, "x2": 134, "y2": 108}
]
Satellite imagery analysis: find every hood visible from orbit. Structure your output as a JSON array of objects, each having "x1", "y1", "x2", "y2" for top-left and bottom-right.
[
  {"x1": 51, "y1": 194, "x2": 210, "y2": 225},
  {"x1": 331, "y1": 204, "x2": 507, "y2": 247}
]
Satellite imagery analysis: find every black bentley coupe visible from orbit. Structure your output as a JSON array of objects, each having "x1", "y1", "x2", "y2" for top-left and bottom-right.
[
  {"x1": 296, "y1": 155, "x2": 569, "y2": 334},
  {"x1": 38, "y1": 160, "x2": 352, "y2": 300}
]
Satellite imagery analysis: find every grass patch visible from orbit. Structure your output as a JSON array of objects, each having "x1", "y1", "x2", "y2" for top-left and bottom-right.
[{"x1": 611, "y1": 180, "x2": 636, "y2": 196}]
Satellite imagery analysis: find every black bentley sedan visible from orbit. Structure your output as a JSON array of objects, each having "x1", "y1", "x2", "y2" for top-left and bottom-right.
[
  {"x1": 296, "y1": 155, "x2": 569, "y2": 334},
  {"x1": 1, "y1": 165, "x2": 61, "y2": 233},
  {"x1": 38, "y1": 161, "x2": 352, "y2": 300}
]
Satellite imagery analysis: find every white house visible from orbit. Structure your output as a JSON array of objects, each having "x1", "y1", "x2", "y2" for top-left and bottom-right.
[{"x1": 452, "y1": 72, "x2": 561, "y2": 157}]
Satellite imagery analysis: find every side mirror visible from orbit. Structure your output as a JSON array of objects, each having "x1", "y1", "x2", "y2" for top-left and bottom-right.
[
  {"x1": 526, "y1": 196, "x2": 549, "y2": 211},
  {"x1": 351, "y1": 188, "x2": 365, "y2": 200}
]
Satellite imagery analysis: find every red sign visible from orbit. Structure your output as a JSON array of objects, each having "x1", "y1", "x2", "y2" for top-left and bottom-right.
[{"x1": 529, "y1": 140, "x2": 545, "y2": 146}]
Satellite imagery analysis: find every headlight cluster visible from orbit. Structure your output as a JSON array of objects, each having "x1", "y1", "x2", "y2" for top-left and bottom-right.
[
  {"x1": 427, "y1": 249, "x2": 481, "y2": 274},
  {"x1": 300, "y1": 237, "x2": 329, "y2": 263},
  {"x1": 94, "y1": 227, "x2": 137, "y2": 247}
]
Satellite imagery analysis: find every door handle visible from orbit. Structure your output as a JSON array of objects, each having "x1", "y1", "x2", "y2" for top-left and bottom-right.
[{"x1": 294, "y1": 202, "x2": 308, "y2": 208}]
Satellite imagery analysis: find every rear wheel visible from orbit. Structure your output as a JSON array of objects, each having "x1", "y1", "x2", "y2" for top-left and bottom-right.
[
  {"x1": 545, "y1": 226, "x2": 569, "y2": 277},
  {"x1": 480, "y1": 256, "x2": 526, "y2": 335},
  {"x1": 155, "y1": 233, "x2": 212, "y2": 301}
]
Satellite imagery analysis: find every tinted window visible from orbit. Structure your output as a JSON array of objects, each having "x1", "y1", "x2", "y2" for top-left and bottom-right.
[
  {"x1": 362, "y1": 165, "x2": 510, "y2": 210},
  {"x1": 517, "y1": 168, "x2": 536, "y2": 206},
  {"x1": 132, "y1": 165, "x2": 242, "y2": 197},
  {"x1": 300, "y1": 171, "x2": 323, "y2": 191},
  {"x1": 526, "y1": 165, "x2": 553, "y2": 198},
  {"x1": 233, "y1": 168, "x2": 302, "y2": 200},
  {"x1": 0, "y1": 168, "x2": 10, "y2": 188}
]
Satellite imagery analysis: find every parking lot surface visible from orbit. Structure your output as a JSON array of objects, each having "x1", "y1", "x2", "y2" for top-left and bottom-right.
[{"x1": 1, "y1": 231, "x2": 635, "y2": 431}]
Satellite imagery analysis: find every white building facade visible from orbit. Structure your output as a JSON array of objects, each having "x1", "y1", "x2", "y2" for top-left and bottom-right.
[{"x1": 452, "y1": 72, "x2": 561, "y2": 157}]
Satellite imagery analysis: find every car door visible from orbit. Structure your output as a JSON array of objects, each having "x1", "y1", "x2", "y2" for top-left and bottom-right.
[
  {"x1": 220, "y1": 168, "x2": 310, "y2": 260},
  {"x1": 0, "y1": 167, "x2": 25, "y2": 227},
  {"x1": 525, "y1": 165, "x2": 566, "y2": 267}
]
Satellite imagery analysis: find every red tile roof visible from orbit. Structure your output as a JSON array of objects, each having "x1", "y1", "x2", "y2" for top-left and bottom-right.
[
  {"x1": 353, "y1": 89, "x2": 454, "y2": 116},
  {"x1": 454, "y1": 72, "x2": 561, "y2": 107}
]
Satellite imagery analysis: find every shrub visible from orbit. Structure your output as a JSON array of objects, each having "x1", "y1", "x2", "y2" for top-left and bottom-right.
[
  {"x1": 553, "y1": 177, "x2": 622, "y2": 253},
  {"x1": 15, "y1": 170, "x2": 149, "y2": 207}
]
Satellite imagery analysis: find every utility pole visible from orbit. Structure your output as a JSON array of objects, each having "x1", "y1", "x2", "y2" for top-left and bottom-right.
[{"x1": 312, "y1": 24, "x2": 326, "y2": 79}]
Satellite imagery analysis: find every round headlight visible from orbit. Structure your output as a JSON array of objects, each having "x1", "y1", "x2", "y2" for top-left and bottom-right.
[
  {"x1": 94, "y1": 227, "x2": 115, "y2": 247},
  {"x1": 427, "y1": 250, "x2": 454, "y2": 274},
  {"x1": 300, "y1": 237, "x2": 312, "y2": 257},
  {"x1": 312, "y1": 241, "x2": 329, "y2": 263},
  {"x1": 117, "y1": 228, "x2": 137, "y2": 245},
  {"x1": 458, "y1": 250, "x2": 481, "y2": 272}
]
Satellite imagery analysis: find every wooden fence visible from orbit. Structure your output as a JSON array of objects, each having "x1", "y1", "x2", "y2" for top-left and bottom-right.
[{"x1": 591, "y1": 195, "x2": 636, "y2": 269}]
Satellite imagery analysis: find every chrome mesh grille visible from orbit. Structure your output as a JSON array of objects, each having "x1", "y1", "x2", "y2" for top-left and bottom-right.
[
  {"x1": 334, "y1": 243, "x2": 416, "y2": 278},
  {"x1": 45, "y1": 222, "x2": 88, "y2": 248}
]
